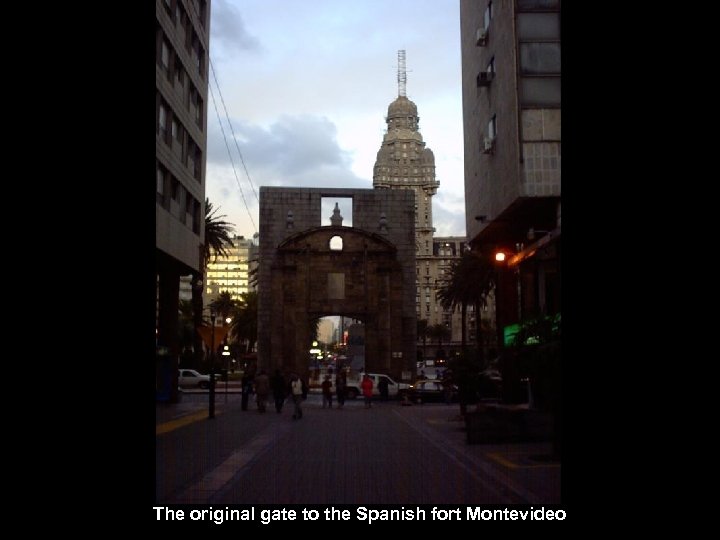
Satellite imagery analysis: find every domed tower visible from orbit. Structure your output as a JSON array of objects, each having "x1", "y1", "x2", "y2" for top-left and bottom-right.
[{"x1": 373, "y1": 50, "x2": 439, "y2": 257}]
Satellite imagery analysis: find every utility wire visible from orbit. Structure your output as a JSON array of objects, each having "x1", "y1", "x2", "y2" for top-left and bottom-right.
[
  {"x1": 187, "y1": 0, "x2": 259, "y2": 230},
  {"x1": 208, "y1": 82, "x2": 257, "y2": 232},
  {"x1": 209, "y1": 60, "x2": 260, "y2": 204}
]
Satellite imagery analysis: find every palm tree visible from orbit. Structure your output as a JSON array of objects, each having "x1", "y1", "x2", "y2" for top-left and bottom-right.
[
  {"x1": 230, "y1": 291, "x2": 258, "y2": 354},
  {"x1": 178, "y1": 299, "x2": 196, "y2": 367},
  {"x1": 436, "y1": 250, "x2": 496, "y2": 364},
  {"x1": 203, "y1": 198, "x2": 236, "y2": 267},
  {"x1": 209, "y1": 291, "x2": 237, "y2": 323},
  {"x1": 191, "y1": 198, "x2": 236, "y2": 364},
  {"x1": 428, "y1": 323, "x2": 451, "y2": 360}
]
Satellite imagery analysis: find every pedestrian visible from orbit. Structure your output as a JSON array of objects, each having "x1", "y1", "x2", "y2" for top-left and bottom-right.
[
  {"x1": 335, "y1": 370, "x2": 346, "y2": 409},
  {"x1": 290, "y1": 373, "x2": 304, "y2": 419},
  {"x1": 378, "y1": 376, "x2": 389, "y2": 401},
  {"x1": 240, "y1": 369, "x2": 254, "y2": 411},
  {"x1": 442, "y1": 369, "x2": 454, "y2": 405},
  {"x1": 270, "y1": 369, "x2": 286, "y2": 413},
  {"x1": 321, "y1": 375, "x2": 333, "y2": 408},
  {"x1": 254, "y1": 369, "x2": 270, "y2": 413},
  {"x1": 361, "y1": 373, "x2": 374, "y2": 408}
]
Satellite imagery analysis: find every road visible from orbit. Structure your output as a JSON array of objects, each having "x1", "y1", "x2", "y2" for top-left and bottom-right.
[{"x1": 156, "y1": 393, "x2": 560, "y2": 504}]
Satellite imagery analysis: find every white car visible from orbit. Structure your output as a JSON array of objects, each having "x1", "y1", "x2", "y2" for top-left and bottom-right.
[
  {"x1": 345, "y1": 373, "x2": 411, "y2": 399},
  {"x1": 178, "y1": 369, "x2": 211, "y2": 389}
]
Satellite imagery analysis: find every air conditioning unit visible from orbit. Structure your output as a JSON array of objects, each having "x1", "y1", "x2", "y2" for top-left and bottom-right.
[
  {"x1": 483, "y1": 137, "x2": 495, "y2": 154},
  {"x1": 477, "y1": 71, "x2": 494, "y2": 87},
  {"x1": 475, "y1": 27, "x2": 488, "y2": 46}
]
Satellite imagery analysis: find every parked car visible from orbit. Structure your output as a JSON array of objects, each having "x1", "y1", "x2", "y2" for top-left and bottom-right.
[
  {"x1": 344, "y1": 373, "x2": 411, "y2": 399},
  {"x1": 178, "y1": 369, "x2": 211, "y2": 389},
  {"x1": 407, "y1": 379, "x2": 458, "y2": 404}
]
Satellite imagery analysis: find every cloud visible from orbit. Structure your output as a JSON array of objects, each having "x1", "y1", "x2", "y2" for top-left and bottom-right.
[
  {"x1": 210, "y1": 0, "x2": 261, "y2": 57},
  {"x1": 205, "y1": 113, "x2": 371, "y2": 235},
  {"x1": 207, "y1": 113, "x2": 365, "y2": 180},
  {"x1": 432, "y1": 191, "x2": 467, "y2": 237}
]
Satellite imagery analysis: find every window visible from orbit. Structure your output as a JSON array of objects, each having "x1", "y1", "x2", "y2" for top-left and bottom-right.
[
  {"x1": 193, "y1": 147, "x2": 202, "y2": 180},
  {"x1": 488, "y1": 114, "x2": 497, "y2": 140},
  {"x1": 329, "y1": 236, "x2": 343, "y2": 251},
  {"x1": 487, "y1": 57, "x2": 495, "y2": 75},
  {"x1": 195, "y1": 94, "x2": 203, "y2": 125},
  {"x1": 520, "y1": 42, "x2": 561, "y2": 75},
  {"x1": 156, "y1": 166, "x2": 165, "y2": 194},
  {"x1": 174, "y1": 63, "x2": 184, "y2": 88},
  {"x1": 484, "y1": 1, "x2": 493, "y2": 30},
  {"x1": 171, "y1": 177, "x2": 179, "y2": 200},
  {"x1": 161, "y1": 40, "x2": 170, "y2": 69},
  {"x1": 171, "y1": 119, "x2": 178, "y2": 140},
  {"x1": 158, "y1": 103, "x2": 167, "y2": 134}
]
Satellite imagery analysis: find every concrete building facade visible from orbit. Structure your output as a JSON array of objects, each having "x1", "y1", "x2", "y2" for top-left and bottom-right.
[
  {"x1": 204, "y1": 235, "x2": 258, "y2": 308},
  {"x1": 460, "y1": 0, "x2": 561, "y2": 346},
  {"x1": 155, "y1": 0, "x2": 210, "y2": 401}
]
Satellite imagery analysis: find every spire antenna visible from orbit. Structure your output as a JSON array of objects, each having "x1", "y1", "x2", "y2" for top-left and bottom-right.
[{"x1": 397, "y1": 50, "x2": 407, "y2": 97}]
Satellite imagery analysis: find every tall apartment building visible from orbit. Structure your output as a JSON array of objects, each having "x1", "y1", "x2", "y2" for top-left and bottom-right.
[
  {"x1": 461, "y1": 0, "x2": 561, "y2": 345},
  {"x1": 373, "y1": 52, "x2": 470, "y2": 362},
  {"x1": 203, "y1": 235, "x2": 258, "y2": 308},
  {"x1": 155, "y1": 0, "x2": 210, "y2": 401}
]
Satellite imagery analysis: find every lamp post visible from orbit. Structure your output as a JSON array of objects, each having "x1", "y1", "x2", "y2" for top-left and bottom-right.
[
  {"x1": 494, "y1": 251, "x2": 507, "y2": 352},
  {"x1": 209, "y1": 308, "x2": 216, "y2": 419},
  {"x1": 222, "y1": 316, "x2": 232, "y2": 403}
]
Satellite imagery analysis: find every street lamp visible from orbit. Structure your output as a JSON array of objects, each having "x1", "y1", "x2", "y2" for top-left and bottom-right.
[
  {"x1": 222, "y1": 316, "x2": 232, "y2": 403},
  {"x1": 493, "y1": 249, "x2": 517, "y2": 350},
  {"x1": 209, "y1": 307, "x2": 217, "y2": 419}
]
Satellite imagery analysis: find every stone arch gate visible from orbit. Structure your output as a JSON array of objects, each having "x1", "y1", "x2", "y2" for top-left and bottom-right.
[{"x1": 257, "y1": 187, "x2": 417, "y2": 382}]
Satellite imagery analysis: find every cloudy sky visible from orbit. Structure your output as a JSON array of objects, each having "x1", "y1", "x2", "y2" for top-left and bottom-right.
[{"x1": 205, "y1": 0, "x2": 465, "y2": 238}]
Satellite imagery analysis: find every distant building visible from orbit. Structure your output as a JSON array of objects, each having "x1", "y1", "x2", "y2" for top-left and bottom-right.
[
  {"x1": 372, "y1": 52, "x2": 470, "y2": 362},
  {"x1": 204, "y1": 235, "x2": 257, "y2": 307},
  {"x1": 155, "y1": 0, "x2": 211, "y2": 401},
  {"x1": 317, "y1": 318, "x2": 335, "y2": 345}
]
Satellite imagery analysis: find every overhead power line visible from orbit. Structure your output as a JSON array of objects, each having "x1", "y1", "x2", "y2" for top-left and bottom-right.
[
  {"x1": 208, "y1": 82, "x2": 257, "y2": 233},
  {"x1": 187, "y1": 0, "x2": 259, "y2": 232}
]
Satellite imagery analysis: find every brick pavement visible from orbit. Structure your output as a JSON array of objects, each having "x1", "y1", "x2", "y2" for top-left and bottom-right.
[{"x1": 156, "y1": 394, "x2": 561, "y2": 505}]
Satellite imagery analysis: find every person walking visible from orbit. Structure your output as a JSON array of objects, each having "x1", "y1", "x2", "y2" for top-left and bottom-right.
[
  {"x1": 290, "y1": 372, "x2": 304, "y2": 420},
  {"x1": 378, "y1": 376, "x2": 389, "y2": 401},
  {"x1": 240, "y1": 369, "x2": 254, "y2": 411},
  {"x1": 254, "y1": 369, "x2": 270, "y2": 413},
  {"x1": 321, "y1": 375, "x2": 333, "y2": 408},
  {"x1": 270, "y1": 369, "x2": 286, "y2": 413},
  {"x1": 361, "y1": 373, "x2": 374, "y2": 409},
  {"x1": 335, "y1": 370, "x2": 346, "y2": 409},
  {"x1": 442, "y1": 369, "x2": 454, "y2": 405}
]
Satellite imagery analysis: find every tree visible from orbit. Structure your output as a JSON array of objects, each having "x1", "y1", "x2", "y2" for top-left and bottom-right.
[
  {"x1": 203, "y1": 198, "x2": 236, "y2": 267},
  {"x1": 230, "y1": 291, "x2": 258, "y2": 354},
  {"x1": 191, "y1": 198, "x2": 236, "y2": 365},
  {"x1": 209, "y1": 291, "x2": 237, "y2": 323},
  {"x1": 178, "y1": 299, "x2": 196, "y2": 367},
  {"x1": 436, "y1": 250, "x2": 496, "y2": 366},
  {"x1": 428, "y1": 323, "x2": 450, "y2": 358}
]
